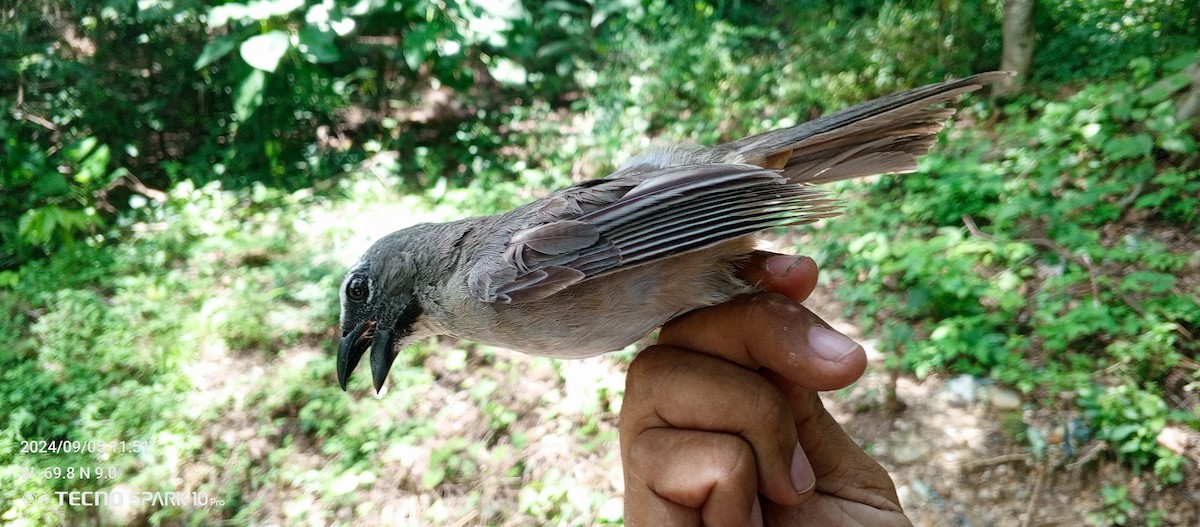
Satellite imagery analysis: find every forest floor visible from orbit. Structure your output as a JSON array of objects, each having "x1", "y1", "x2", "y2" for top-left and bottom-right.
[
  {"x1": 157, "y1": 184, "x2": 1200, "y2": 526},
  {"x1": 180, "y1": 281, "x2": 1200, "y2": 526}
]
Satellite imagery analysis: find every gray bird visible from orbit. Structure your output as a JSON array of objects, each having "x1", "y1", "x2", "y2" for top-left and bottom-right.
[{"x1": 338, "y1": 71, "x2": 1010, "y2": 392}]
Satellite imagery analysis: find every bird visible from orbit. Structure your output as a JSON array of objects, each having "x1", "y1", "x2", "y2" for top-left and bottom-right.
[{"x1": 337, "y1": 71, "x2": 1011, "y2": 393}]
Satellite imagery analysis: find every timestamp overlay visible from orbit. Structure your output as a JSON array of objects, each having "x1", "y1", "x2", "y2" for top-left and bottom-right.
[{"x1": 13, "y1": 438, "x2": 226, "y2": 512}]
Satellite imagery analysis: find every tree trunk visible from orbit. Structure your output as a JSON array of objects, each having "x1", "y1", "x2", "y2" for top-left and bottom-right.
[{"x1": 997, "y1": 0, "x2": 1035, "y2": 96}]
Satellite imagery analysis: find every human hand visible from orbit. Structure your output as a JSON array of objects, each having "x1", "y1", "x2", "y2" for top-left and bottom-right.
[{"x1": 620, "y1": 253, "x2": 911, "y2": 526}]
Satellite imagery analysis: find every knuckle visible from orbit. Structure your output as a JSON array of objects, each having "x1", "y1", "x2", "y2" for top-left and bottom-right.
[
  {"x1": 629, "y1": 431, "x2": 755, "y2": 508},
  {"x1": 706, "y1": 435, "x2": 755, "y2": 481},
  {"x1": 625, "y1": 346, "x2": 669, "y2": 390}
]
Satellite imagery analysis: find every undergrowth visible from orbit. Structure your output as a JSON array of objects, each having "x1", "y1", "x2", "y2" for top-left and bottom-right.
[{"x1": 810, "y1": 54, "x2": 1200, "y2": 483}]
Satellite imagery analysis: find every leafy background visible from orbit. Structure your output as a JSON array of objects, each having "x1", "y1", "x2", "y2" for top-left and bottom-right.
[{"x1": 1, "y1": 0, "x2": 1198, "y2": 525}]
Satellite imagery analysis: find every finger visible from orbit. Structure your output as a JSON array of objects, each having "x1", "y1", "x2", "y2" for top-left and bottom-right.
[
  {"x1": 761, "y1": 369, "x2": 904, "y2": 511},
  {"x1": 658, "y1": 294, "x2": 866, "y2": 392},
  {"x1": 737, "y1": 252, "x2": 819, "y2": 302},
  {"x1": 624, "y1": 428, "x2": 761, "y2": 527},
  {"x1": 622, "y1": 346, "x2": 809, "y2": 507}
]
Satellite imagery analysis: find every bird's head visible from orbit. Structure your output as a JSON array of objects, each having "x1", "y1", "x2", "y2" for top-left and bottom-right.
[{"x1": 337, "y1": 231, "x2": 427, "y2": 393}]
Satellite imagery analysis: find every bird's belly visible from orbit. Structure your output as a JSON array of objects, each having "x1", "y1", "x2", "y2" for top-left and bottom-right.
[{"x1": 490, "y1": 301, "x2": 672, "y2": 359}]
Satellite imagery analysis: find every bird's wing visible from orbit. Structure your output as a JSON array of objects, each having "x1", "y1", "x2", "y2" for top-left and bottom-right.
[
  {"x1": 473, "y1": 71, "x2": 1010, "y2": 303},
  {"x1": 473, "y1": 163, "x2": 838, "y2": 303}
]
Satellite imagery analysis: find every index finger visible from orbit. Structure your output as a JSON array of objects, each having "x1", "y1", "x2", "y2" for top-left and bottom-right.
[{"x1": 658, "y1": 252, "x2": 866, "y2": 392}]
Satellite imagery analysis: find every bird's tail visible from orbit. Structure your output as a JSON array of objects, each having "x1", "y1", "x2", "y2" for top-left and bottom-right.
[{"x1": 717, "y1": 71, "x2": 1012, "y2": 184}]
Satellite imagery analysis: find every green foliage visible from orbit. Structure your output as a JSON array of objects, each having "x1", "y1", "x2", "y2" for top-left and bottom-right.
[
  {"x1": 809, "y1": 54, "x2": 1200, "y2": 484},
  {"x1": 1080, "y1": 385, "x2": 1181, "y2": 480},
  {"x1": 1085, "y1": 483, "x2": 1170, "y2": 526},
  {"x1": 586, "y1": 0, "x2": 1000, "y2": 163},
  {"x1": 0, "y1": 0, "x2": 613, "y2": 269},
  {"x1": 0, "y1": 256, "x2": 196, "y2": 521},
  {"x1": 0, "y1": 178, "x2": 352, "y2": 523},
  {"x1": 1088, "y1": 484, "x2": 1135, "y2": 526},
  {"x1": 1034, "y1": 0, "x2": 1200, "y2": 83}
]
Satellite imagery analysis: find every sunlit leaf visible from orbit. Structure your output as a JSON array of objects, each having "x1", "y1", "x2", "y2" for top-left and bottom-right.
[
  {"x1": 207, "y1": 3, "x2": 248, "y2": 27},
  {"x1": 245, "y1": 0, "x2": 304, "y2": 20},
  {"x1": 328, "y1": 472, "x2": 359, "y2": 496},
  {"x1": 239, "y1": 30, "x2": 290, "y2": 72},
  {"x1": 489, "y1": 57, "x2": 527, "y2": 85}
]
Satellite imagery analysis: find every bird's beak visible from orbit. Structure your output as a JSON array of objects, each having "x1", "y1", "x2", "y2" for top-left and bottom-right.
[
  {"x1": 337, "y1": 319, "x2": 401, "y2": 394},
  {"x1": 337, "y1": 320, "x2": 374, "y2": 391},
  {"x1": 369, "y1": 327, "x2": 398, "y2": 394},
  {"x1": 337, "y1": 300, "x2": 421, "y2": 394}
]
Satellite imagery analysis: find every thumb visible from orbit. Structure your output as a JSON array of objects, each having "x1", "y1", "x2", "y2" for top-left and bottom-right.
[{"x1": 738, "y1": 251, "x2": 819, "y2": 302}]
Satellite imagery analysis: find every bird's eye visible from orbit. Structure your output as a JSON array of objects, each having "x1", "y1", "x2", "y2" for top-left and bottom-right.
[{"x1": 347, "y1": 276, "x2": 369, "y2": 302}]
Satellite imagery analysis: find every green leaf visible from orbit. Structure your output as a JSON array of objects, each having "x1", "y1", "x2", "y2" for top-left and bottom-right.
[
  {"x1": 234, "y1": 69, "x2": 266, "y2": 121},
  {"x1": 402, "y1": 26, "x2": 430, "y2": 71},
  {"x1": 1108, "y1": 423, "x2": 1141, "y2": 442},
  {"x1": 297, "y1": 26, "x2": 339, "y2": 63},
  {"x1": 537, "y1": 40, "x2": 578, "y2": 60},
  {"x1": 195, "y1": 34, "x2": 239, "y2": 70},
  {"x1": 1164, "y1": 50, "x2": 1200, "y2": 72},
  {"x1": 33, "y1": 171, "x2": 70, "y2": 198},
  {"x1": 1160, "y1": 134, "x2": 1197, "y2": 154},
  {"x1": 18, "y1": 206, "x2": 65, "y2": 245},
  {"x1": 239, "y1": 30, "x2": 290, "y2": 72},
  {"x1": 1103, "y1": 134, "x2": 1154, "y2": 160},
  {"x1": 423, "y1": 465, "x2": 446, "y2": 489}
]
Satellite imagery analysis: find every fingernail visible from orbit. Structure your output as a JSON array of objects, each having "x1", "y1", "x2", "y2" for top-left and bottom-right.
[
  {"x1": 808, "y1": 325, "x2": 859, "y2": 362},
  {"x1": 792, "y1": 443, "x2": 816, "y2": 493},
  {"x1": 765, "y1": 255, "x2": 811, "y2": 277},
  {"x1": 750, "y1": 495, "x2": 764, "y2": 527}
]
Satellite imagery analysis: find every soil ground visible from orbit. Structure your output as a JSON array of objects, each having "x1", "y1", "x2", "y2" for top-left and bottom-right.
[{"x1": 183, "y1": 282, "x2": 1200, "y2": 526}]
